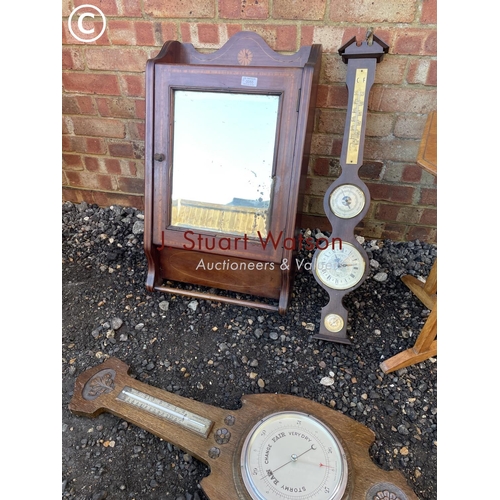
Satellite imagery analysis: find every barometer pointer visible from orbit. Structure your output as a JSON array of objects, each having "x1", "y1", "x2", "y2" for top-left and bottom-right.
[{"x1": 69, "y1": 357, "x2": 419, "y2": 500}]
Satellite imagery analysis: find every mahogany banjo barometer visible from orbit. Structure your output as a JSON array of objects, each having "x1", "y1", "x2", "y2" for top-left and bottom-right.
[
  {"x1": 312, "y1": 33, "x2": 389, "y2": 343},
  {"x1": 144, "y1": 32, "x2": 321, "y2": 314},
  {"x1": 70, "y1": 357, "x2": 418, "y2": 500}
]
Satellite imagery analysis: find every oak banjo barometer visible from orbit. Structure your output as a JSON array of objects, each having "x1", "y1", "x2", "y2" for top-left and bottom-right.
[
  {"x1": 312, "y1": 32, "x2": 389, "y2": 344},
  {"x1": 70, "y1": 357, "x2": 418, "y2": 500},
  {"x1": 144, "y1": 32, "x2": 321, "y2": 314}
]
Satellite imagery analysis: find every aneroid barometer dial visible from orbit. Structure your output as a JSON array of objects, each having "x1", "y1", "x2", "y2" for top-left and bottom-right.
[
  {"x1": 329, "y1": 184, "x2": 365, "y2": 219},
  {"x1": 314, "y1": 241, "x2": 365, "y2": 291},
  {"x1": 240, "y1": 411, "x2": 348, "y2": 500}
]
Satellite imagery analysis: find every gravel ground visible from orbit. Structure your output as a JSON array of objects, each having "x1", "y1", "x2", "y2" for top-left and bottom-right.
[{"x1": 62, "y1": 201, "x2": 437, "y2": 500}]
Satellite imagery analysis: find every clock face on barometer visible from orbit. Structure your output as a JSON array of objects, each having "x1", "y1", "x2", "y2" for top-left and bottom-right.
[
  {"x1": 240, "y1": 411, "x2": 348, "y2": 500},
  {"x1": 329, "y1": 184, "x2": 365, "y2": 219},
  {"x1": 314, "y1": 241, "x2": 365, "y2": 291}
]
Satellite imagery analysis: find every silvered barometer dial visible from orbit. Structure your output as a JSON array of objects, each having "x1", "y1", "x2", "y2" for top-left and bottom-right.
[
  {"x1": 329, "y1": 184, "x2": 365, "y2": 219},
  {"x1": 314, "y1": 241, "x2": 365, "y2": 291},
  {"x1": 240, "y1": 411, "x2": 348, "y2": 500}
]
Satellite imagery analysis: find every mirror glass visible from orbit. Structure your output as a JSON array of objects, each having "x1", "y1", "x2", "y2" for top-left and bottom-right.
[{"x1": 170, "y1": 90, "x2": 280, "y2": 238}]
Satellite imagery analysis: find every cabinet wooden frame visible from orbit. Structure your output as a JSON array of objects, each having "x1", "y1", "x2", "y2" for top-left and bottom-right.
[{"x1": 144, "y1": 32, "x2": 321, "y2": 313}]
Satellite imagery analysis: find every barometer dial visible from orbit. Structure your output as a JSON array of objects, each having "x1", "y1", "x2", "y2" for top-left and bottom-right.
[
  {"x1": 314, "y1": 242, "x2": 365, "y2": 291},
  {"x1": 240, "y1": 411, "x2": 348, "y2": 500},
  {"x1": 329, "y1": 184, "x2": 365, "y2": 219}
]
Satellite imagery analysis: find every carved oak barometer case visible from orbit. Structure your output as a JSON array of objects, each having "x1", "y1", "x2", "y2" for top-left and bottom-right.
[
  {"x1": 70, "y1": 357, "x2": 418, "y2": 500},
  {"x1": 312, "y1": 34, "x2": 389, "y2": 343},
  {"x1": 144, "y1": 32, "x2": 321, "y2": 313}
]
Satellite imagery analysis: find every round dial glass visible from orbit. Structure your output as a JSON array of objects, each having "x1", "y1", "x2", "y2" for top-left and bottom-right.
[
  {"x1": 240, "y1": 411, "x2": 348, "y2": 500},
  {"x1": 315, "y1": 241, "x2": 365, "y2": 290},
  {"x1": 329, "y1": 184, "x2": 365, "y2": 219}
]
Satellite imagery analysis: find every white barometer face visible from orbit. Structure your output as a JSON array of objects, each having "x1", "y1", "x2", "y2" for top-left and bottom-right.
[
  {"x1": 329, "y1": 184, "x2": 365, "y2": 219},
  {"x1": 314, "y1": 242, "x2": 365, "y2": 291},
  {"x1": 240, "y1": 411, "x2": 348, "y2": 500}
]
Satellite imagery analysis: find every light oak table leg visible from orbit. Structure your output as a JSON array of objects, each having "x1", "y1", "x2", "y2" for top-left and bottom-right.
[
  {"x1": 380, "y1": 304, "x2": 437, "y2": 374},
  {"x1": 380, "y1": 259, "x2": 437, "y2": 374}
]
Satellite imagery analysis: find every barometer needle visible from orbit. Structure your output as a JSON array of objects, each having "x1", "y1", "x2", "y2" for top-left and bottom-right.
[{"x1": 261, "y1": 444, "x2": 316, "y2": 479}]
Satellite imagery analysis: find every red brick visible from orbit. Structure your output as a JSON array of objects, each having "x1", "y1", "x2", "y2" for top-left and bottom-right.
[
  {"x1": 86, "y1": 47, "x2": 150, "y2": 72},
  {"x1": 421, "y1": 0, "x2": 437, "y2": 24},
  {"x1": 359, "y1": 161, "x2": 384, "y2": 181},
  {"x1": 63, "y1": 19, "x2": 105, "y2": 45},
  {"x1": 197, "y1": 23, "x2": 220, "y2": 44},
  {"x1": 63, "y1": 95, "x2": 96, "y2": 115},
  {"x1": 63, "y1": 153, "x2": 83, "y2": 171},
  {"x1": 310, "y1": 26, "x2": 345, "y2": 54},
  {"x1": 180, "y1": 23, "x2": 192, "y2": 42},
  {"x1": 407, "y1": 59, "x2": 436, "y2": 85},
  {"x1": 401, "y1": 165, "x2": 423, "y2": 183},
  {"x1": 369, "y1": 87, "x2": 437, "y2": 114},
  {"x1": 134, "y1": 99, "x2": 146, "y2": 119},
  {"x1": 380, "y1": 223, "x2": 407, "y2": 241},
  {"x1": 393, "y1": 29, "x2": 437, "y2": 56},
  {"x1": 158, "y1": 22, "x2": 177, "y2": 42},
  {"x1": 96, "y1": 97, "x2": 136, "y2": 118},
  {"x1": 62, "y1": 187, "x2": 87, "y2": 204},
  {"x1": 64, "y1": 136, "x2": 107, "y2": 155},
  {"x1": 329, "y1": 85, "x2": 349, "y2": 108},
  {"x1": 312, "y1": 157, "x2": 331, "y2": 176},
  {"x1": 427, "y1": 60, "x2": 437, "y2": 86},
  {"x1": 406, "y1": 226, "x2": 436, "y2": 243},
  {"x1": 105, "y1": 158, "x2": 122, "y2": 175},
  {"x1": 62, "y1": 48, "x2": 85, "y2": 71},
  {"x1": 310, "y1": 134, "x2": 334, "y2": 156},
  {"x1": 420, "y1": 208, "x2": 437, "y2": 225},
  {"x1": 72, "y1": 116, "x2": 126, "y2": 138},
  {"x1": 316, "y1": 109, "x2": 345, "y2": 134},
  {"x1": 120, "y1": 75, "x2": 145, "y2": 97},
  {"x1": 74, "y1": 0, "x2": 118, "y2": 15},
  {"x1": 108, "y1": 141, "x2": 135, "y2": 158},
  {"x1": 394, "y1": 114, "x2": 428, "y2": 139},
  {"x1": 329, "y1": 0, "x2": 417, "y2": 23},
  {"x1": 84, "y1": 156, "x2": 101, "y2": 172},
  {"x1": 144, "y1": 0, "x2": 214, "y2": 18},
  {"x1": 219, "y1": 0, "x2": 269, "y2": 19},
  {"x1": 108, "y1": 20, "x2": 136, "y2": 45},
  {"x1": 91, "y1": 190, "x2": 144, "y2": 209},
  {"x1": 419, "y1": 187, "x2": 437, "y2": 206},
  {"x1": 423, "y1": 31, "x2": 437, "y2": 55},
  {"x1": 63, "y1": 73, "x2": 121, "y2": 95},
  {"x1": 66, "y1": 171, "x2": 114, "y2": 191},
  {"x1": 136, "y1": 22, "x2": 157, "y2": 45},
  {"x1": 273, "y1": 0, "x2": 326, "y2": 20},
  {"x1": 376, "y1": 203, "x2": 400, "y2": 221},
  {"x1": 108, "y1": 20, "x2": 156, "y2": 46},
  {"x1": 375, "y1": 57, "x2": 407, "y2": 85},
  {"x1": 245, "y1": 25, "x2": 297, "y2": 51},
  {"x1": 62, "y1": 0, "x2": 72, "y2": 17},
  {"x1": 117, "y1": 176, "x2": 144, "y2": 194},
  {"x1": 367, "y1": 183, "x2": 415, "y2": 204},
  {"x1": 127, "y1": 122, "x2": 146, "y2": 141},
  {"x1": 120, "y1": 0, "x2": 142, "y2": 16},
  {"x1": 321, "y1": 53, "x2": 346, "y2": 83},
  {"x1": 365, "y1": 137, "x2": 420, "y2": 163}
]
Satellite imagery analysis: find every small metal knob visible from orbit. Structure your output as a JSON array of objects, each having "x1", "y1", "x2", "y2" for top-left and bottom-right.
[{"x1": 154, "y1": 153, "x2": 165, "y2": 162}]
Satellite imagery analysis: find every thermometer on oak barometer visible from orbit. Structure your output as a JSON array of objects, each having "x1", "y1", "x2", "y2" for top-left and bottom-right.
[{"x1": 70, "y1": 357, "x2": 418, "y2": 500}]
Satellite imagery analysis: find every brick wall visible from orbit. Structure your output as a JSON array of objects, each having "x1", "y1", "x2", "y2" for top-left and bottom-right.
[{"x1": 62, "y1": 0, "x2": 437, "y2": 243}]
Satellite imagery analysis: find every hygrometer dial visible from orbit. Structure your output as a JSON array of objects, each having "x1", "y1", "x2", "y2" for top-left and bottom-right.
[
  {"x1": 329, "y1": 184, "x2": 366, "y2": 219},
  {"x1": 314, "y1": 241, "x2": 365, "y2": 291},
  {"x1": 240, "y1": 411, "x2": 348, "y2": 500}
]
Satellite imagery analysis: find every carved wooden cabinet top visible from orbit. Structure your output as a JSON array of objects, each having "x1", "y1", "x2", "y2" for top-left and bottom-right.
[{"x1": 144, "y1": 31, "x2": 322, "y2": 314}]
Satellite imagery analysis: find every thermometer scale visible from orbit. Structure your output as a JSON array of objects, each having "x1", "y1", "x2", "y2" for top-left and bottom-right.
[
  {"x1": 70, "y1": 357, "x2": 418, "y2": 500},
  {"x1": 312, "y1": 32, "x2": 389, "y2": 343}
]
